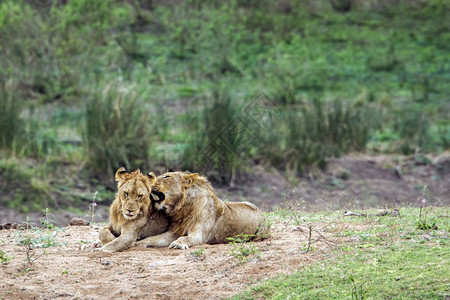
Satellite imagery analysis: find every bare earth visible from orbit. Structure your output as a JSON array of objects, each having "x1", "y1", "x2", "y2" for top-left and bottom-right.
[
  {"x1": 0, "y1": 220, "x2": 355, "y2": 300},
  {"x1": 0, "y1": 153, "x2": 448, "y2": 299}
]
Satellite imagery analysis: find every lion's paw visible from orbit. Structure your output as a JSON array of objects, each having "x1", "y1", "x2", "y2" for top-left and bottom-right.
[
  {"x1": 101, "y1": 245, "x2": 116, "y2": 253},
  {"x1": 169, "y1": 240, "x2": 189, "y2": 250},
  {"x1": 135, "y1": 240, "x2": 148, "y2": 248}
]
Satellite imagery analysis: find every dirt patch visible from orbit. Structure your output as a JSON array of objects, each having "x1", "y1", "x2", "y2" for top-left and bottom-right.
[
  {"x1": 217, "y1": 153, "x2": 450, "y2": 211},
  {"x1": 0, "y1": 220, "x2": 355, "y2": 300}
]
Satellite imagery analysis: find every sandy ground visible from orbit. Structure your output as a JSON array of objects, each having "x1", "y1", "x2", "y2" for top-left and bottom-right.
[
  {"x1": 0, "y1": 153, "x2": 448, "y2": 299},
  {"x1": 0, "y1": 220, "x2": 354, "y2": 300}
]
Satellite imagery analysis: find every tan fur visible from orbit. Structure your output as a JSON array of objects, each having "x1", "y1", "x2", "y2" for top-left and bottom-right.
[
  {"x1": 136, "y1": 171, "x2": 266, "y2": 250},
  {"x1": 99, "y1": 168, "x2": 169, "y2": 252}
]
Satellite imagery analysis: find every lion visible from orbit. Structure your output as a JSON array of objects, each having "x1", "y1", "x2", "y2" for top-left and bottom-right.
[
  {"x1": 136, "y1": 171, "x2": 266, "y2": 249},
  {"x1": 99, "y1": 167, "x2": 169, "y2": 252}
]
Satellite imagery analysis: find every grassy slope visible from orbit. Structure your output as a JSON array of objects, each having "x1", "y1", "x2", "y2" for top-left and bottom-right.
[
  {"x1": 234, "y1": 207, "x2": 449, "y2": 299},
  {"x1": 0, "y1": 1, "x2": 449, "y2": 210}
]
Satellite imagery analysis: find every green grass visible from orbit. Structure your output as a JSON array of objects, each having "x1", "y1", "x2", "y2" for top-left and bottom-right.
[
  {"x1": 0, "y1": 0, "x2": 449, "y2": 209},
  {"x1": 84, "y1": 82, "x2": 151, "y2": 179},
  {"x1": 237, "y1": 245, "x2": 448, "y2": 299},
  {"x1": 234, "y1": 207, "x2": 449, "y2": 299}
]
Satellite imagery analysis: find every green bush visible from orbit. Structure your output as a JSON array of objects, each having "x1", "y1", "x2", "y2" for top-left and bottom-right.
[
  {"x1": 183, "y1": 87, "x2": 381, "y2": 179},
  {"x1": 84, "y1": 82, "x2": 150, "y2": 179},
  {"x1": 0, "y1": 0, "x2": 71, "y2": 102},
  {"x1": 183, "y1": 88, "x2": 252, "y2": 185},
  {"x1": 0, "y1": 80, "x2": 22, "y2": 152},
  {"x1": 0, "y1": 160, "x2": 51, "y2": 212},
  {"x1": 0, "y1": 0, "x2": 134, "y2": 103},
  {"x1": 393, "y1": 110, "x2": 431, "y2": 154},
  {"x1": 0, "y1": 80, "x2": 56, "y2": 158},
  {"x1": 259, "y1": 98, "x2": 381, "y2": 172}
]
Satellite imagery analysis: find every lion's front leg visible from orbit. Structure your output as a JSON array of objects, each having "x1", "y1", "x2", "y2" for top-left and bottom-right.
[
  {"x1": 135, "y1": 231, "x2": 177, "y2": 248},
  {"x1": 169, "y1": 226, "x2": 203, "y2": 250},
  {"x1": 99, "y1": 225, "x2": 116, "y2": 245},
  {"x1": 101, "y1": 222, "x2": 143, "y2": 253}
]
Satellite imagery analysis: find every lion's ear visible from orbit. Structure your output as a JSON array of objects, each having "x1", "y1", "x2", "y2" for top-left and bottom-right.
[
  {"x1": 182, "y1": 173, "x2": 199, "y2": 188},
  {"x1": 115, "y1": 167, "x2": 127, "y2": 182},
  {"x1": 146, "y1": 172, "x2": 156, "y2": 185}
]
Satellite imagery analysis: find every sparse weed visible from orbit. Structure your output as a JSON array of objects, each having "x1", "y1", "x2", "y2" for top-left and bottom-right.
[
  {"x1": 255, "y1": 215, "x2": 273, "y2": 240},
  {"x1": 349, "y1": 276, "x2": 367, "y2": 300},
  {"x1": 416, "y1": 187, "x2": 438, "y2": 230},
  {"x1": 227, "y1": 234, "x2": 261, "y2": 263},
  {"x1": 227, "y1": 234, "x2": 255, "y2": 244},
  {"x1": 192, "y1": 247, "x2": 205, "y2": 257},
  {"x1": 40, "y1": 208, "x2": 55, "y2": 230},
  {"x1": 0, "y1": 250, "x2": 11, "y2": 265},
  {"x1": 15, "y1": 213, "x2": 62, "y2": 270},
  {"x1": 229, "y1": 243, "x2": 261, "y2": 263},
  {"x1": 16, "y1": 212, "x2": 62, "y2": 251}
]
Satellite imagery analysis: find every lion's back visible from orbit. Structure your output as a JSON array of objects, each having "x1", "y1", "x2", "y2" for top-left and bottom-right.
[
  {"x1": 171, "y1": 176, "x2": 265, "y2": 244},
  {"x1": 207, "y1": 198, "x2": 264, "y2": 244}
]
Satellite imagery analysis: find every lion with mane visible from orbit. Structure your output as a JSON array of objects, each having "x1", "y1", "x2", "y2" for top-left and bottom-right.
[
  {"x1": 136, "y1": 171, "x2": 266, "y2": 249},
  {"x1": 99, "y1": 168, "x2": 169, "y2": 252}
]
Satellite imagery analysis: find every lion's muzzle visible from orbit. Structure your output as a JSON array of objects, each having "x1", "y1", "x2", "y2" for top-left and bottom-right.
[{"x1": 122, "y1": 206, "x2": 139, "y2": 219}]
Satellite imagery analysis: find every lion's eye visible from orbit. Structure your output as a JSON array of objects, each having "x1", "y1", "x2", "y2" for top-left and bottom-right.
[
  {"x1": 123, "y1": 192, "x2": 128, "y2": 198},
  {"x1": 163, "y1": 175, "x2": 170, "y2": 179},
  {"x1": 138, "y1": 195, "x2": 143, "y2": 200}
]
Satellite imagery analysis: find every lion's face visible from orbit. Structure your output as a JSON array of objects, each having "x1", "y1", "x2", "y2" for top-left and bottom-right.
[
  {"x1": 150, "y1": 172, "x2": 198, "y2": 215},
  {"x1": 115, "y1": 168, "x2": 156, "y2": 220}
]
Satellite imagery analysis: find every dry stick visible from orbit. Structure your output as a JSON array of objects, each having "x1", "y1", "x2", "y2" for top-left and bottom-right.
[
  {"x1": 305, "y1": 224, "x2": 312, "y2": 252},
  {"x1": 311, "y1": 226, "x2": 340, "y2": 245},
  {"x1": 298, "y1": 224, "x2": 335, "y2": 252},
  {"x1": 25, "y1": 245, "x2": 33, "y2": 267},
  {"x1": 23, "y1": 246, "x2": 46, "y2": 271}
]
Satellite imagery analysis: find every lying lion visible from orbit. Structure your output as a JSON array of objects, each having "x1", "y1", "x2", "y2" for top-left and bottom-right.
[
  {"x1": 99, "y1": 168, "x2": 169, "y2": 252},
  {"x1": 136, "y1": 171, "x2": 266, "y2": 249}
]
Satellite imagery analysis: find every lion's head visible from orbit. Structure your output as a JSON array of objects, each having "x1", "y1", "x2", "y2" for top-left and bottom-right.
[
  {"x1": 114, "y1": 167, "x2": 156, "y2": 220},
  {"x1": 150, "y1": 171, "x2": 200, "y2": 215}
]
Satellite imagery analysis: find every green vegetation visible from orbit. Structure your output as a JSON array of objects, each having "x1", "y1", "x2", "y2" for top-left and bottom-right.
[
  {"x1": 234, "y1": 207, "x2": 449, "y2": 299},
  {"x1": 237, "y1": 245, "x2": 448, "y2": 299},
  {"x1": 227, "y1": 234, "x2": 262, "y2": 263},
  {"x1": 0, "y1": 160, "x2": 52, "y2": 212},
  {"x1": 13, "y1": 213, "x2": 63, "y2": 271},
  {"x1": 192, "y1": 247, "x2": 205, "y2": 257},
  {"x1": 0, "y1": 0, "x2": 448, "y2": 210},
  {"x1": 16, "y1": 212, "x2": 63, "y2": 249},
  {"x1": 84, "y1": 83, "x2": 151, "y2": 179},
  {"x1": 0, "y1": 249, "x2": 11, "y2": 265}
]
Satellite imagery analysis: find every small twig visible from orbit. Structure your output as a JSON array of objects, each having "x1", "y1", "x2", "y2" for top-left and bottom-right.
[
  {"x1": 311, "y1": 226, "x2": 340, "y2": 246},
  {"x1": 25, "y1": 245, "x2": 33, "y2": 267},
  {"x1": 305, "y1": 225, "x2": 312, "y2": 252}
]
